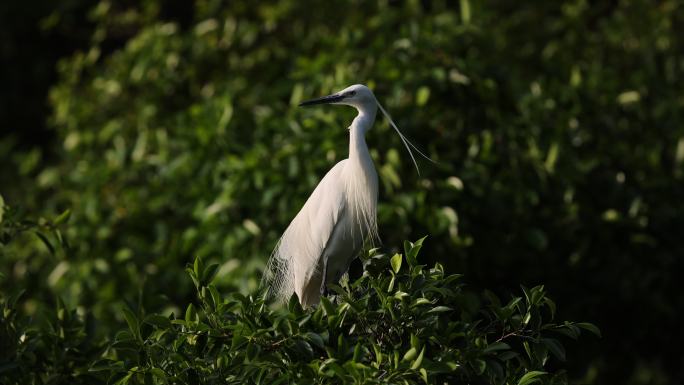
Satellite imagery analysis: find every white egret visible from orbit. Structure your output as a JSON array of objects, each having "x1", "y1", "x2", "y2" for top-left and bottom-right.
[{"x1": 262, "y1": 84, "x2": 429, "y2": 307}]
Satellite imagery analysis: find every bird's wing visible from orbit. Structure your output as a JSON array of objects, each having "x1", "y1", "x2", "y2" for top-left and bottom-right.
[{"x1": 262, "y1": 160, "x2": 348, "y2": 303}]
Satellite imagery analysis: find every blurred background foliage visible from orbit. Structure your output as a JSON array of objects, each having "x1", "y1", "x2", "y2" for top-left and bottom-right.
[{"x1": 1, "y1": 0, "x2": 682, "y2": 383}]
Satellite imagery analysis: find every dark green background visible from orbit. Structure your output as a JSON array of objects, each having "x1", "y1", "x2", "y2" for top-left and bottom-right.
[{"x1": 1, "y1": 1, "x2": 682, "y2": 384}]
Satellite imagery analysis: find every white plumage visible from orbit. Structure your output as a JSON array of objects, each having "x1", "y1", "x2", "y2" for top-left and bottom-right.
[{"x1": 263, "y1": 84, "x2": 425, "y2": 307}]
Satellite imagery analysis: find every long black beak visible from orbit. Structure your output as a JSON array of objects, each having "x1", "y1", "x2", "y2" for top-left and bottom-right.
[{"x1": 299, "y1": 93, "x2": 345, "y2": 107}]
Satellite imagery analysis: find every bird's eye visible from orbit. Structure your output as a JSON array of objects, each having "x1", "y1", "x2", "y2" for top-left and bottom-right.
[{"x1": 347, "y1": 91, "x2": 356, "y2": 97}]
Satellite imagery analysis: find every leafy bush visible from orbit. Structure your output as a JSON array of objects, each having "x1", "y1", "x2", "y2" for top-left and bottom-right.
[
  {"x1": 0, "y1": 205, "x2": 104, "y2": 384},
  {"x1": 104, "y1": 247, "x2": 597, "y2": 385},
  {"x1": 1, "y1": 209, "x2": 597, "y2": 384},
  {"x1": 2, "y1": 1, "x2": 682, "y2": 383}
]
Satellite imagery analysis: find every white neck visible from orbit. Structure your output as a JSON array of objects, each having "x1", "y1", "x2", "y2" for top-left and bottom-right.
[
  {"x1": 349, "y1": 106, "x2": 377, "y2": 161},
  {"x1": 345, "y1": 104, "x2": 379, "y2": 243}
]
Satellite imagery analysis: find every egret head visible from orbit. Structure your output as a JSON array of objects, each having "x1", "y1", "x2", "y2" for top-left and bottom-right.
[
  {"x1": 299, "y1": 83, "x2": 435, "y2": 174},
  {"x1": 299, "y1": 84, "x2": 376, "y2": 112}
]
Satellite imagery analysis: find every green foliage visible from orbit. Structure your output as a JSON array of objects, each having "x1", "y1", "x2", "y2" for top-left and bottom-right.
[
  {"x1": 0, "y1": 213, "x2": 596, "y2": 384},
  {"x1": 0, "y1": 208, "x2": 104, "y2": 384},
  {"x1": 2, "y1": 0, "x2": 681, "y2": 383}
]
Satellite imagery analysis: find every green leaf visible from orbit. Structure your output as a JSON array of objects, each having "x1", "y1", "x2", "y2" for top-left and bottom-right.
[
  {"x1": 54, "y1": 209, "x2": 71, "y2": 225},
  {"x1": 306, "y1": 332, "x2": 325, "y2": 349},
  {"x1": 353, "y1": 343, "x2": 363, "y2": 362},
  {"x1": 35, "y1": 231, "x2": 55, "y2": 256},
  {"x1": 55, "y1": 229, "x2": 69, "y2": 249},
  {"x1": 88, "y1": 361, "x2": 124, "y2": 372},
  {"x1": 416, "y1": 87, "x2": 430, "y2": 106},
  {"x1": 460, "y1": 0, "x2": 471, "y2": 24},
  {"x1": 523, "y1": 341, "x2": 533, "y2": 361},
  {"x1": 517, "y1": 371, "x2": 546, "y2": 385},
  {"x1": 522, "y1": 312, "x2": 532, "y2": 326},
  {"x1": 576, "y1": 322, "x2": 602, "y2": 337},
  {"x1": 506, "y1": 297, "x2": 523, "y2": 312},
  {"x1": 390, "y1": 253, "x2": 402, "y2": 274},
  {"x1": 484, "y1": 341, "x2": 510, "y2": 353},
  {"x1": 387, "y1": 274, "x2": 396, "y2": 292},
  {"x1": 420, "y1": 368, "x2": 428, "y2": 383},
  {"x1": 402, "y1": 347, "x2": 417, "y2": 362},
  {"x1": 412, "y1": 298, "x2": 431, "y2": 307},
  {"x1": 150, "y1": 368, "x2": 167, "y2": 380},
  {"x1": 403, "y1": 240, "x2": 412, "y2": 258},
  {"x1": 544, "y1": 297, "x2": 557, "y2": 319},
  {"x1": 530, "y1": 285, "x2": 545, "y2": 305},
  {"x1": 404, "y1": 236, "x2": 427, "y2": 266},
  {"x1": 553, "y1": 323, "x2": 581, "y2": 339},
  {"x1": 427, "y1": 306, "x2": 452, "y2": 314},
  {"x1": 185, "y1": 303, "x2": 196, "y2": 323},
  {"x1": 520, "y1": 285, "x2": 531, "y2": 304},
  {"x1": 208, "y1": 285, "x2": 222, "y2": 309},
  {"x1": 473, "y1": 359, "x2": 486, "y2": 375},
  {"x1": 542, "y1": 338, "x2": 566, "y2": 361},
  {"x1": 373, "y1": 343, "x2": 383, "y2": 366},
  {"x1": 320, "y1": 296, "x2": 335, "y2": 316},
  {"x1": 113, "y1": 371, "x2": 134, "y2": 385},
  {"x1": 410, "y1": 333, "x2": 420, "y2": 349},
  {"x1": 186, "y1": 267, "x2": 200, "y2": 288},
  {"x1": 320, "y1": 358, "x2": 344, "y2": 376},
  {"x1": 410, "y1": 346, "x2": 425, "y2": 370},
  {"x1": 144, "y1": 314, "x2": 171, "y2": 328},
  {"x1": 121, "y1": 307, "x2": 141, "y2": 342},
  {"x1": 193, "y1": 257, "x2": 203, "y2": 277},
  {"x1": 201, "y1": 263, "x2": 219, "y2": 285}
]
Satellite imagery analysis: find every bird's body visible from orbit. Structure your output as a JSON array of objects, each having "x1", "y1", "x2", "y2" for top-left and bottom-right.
[
  {"x1": 285, "y1": 154, "x2": 377, "y2": 306},
  {"x1": 263, "y1": 84, "x2": 427, "y2": 307},
  {"x1": 264, "y1": 84, "x2": 379, "y2": 307}
]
